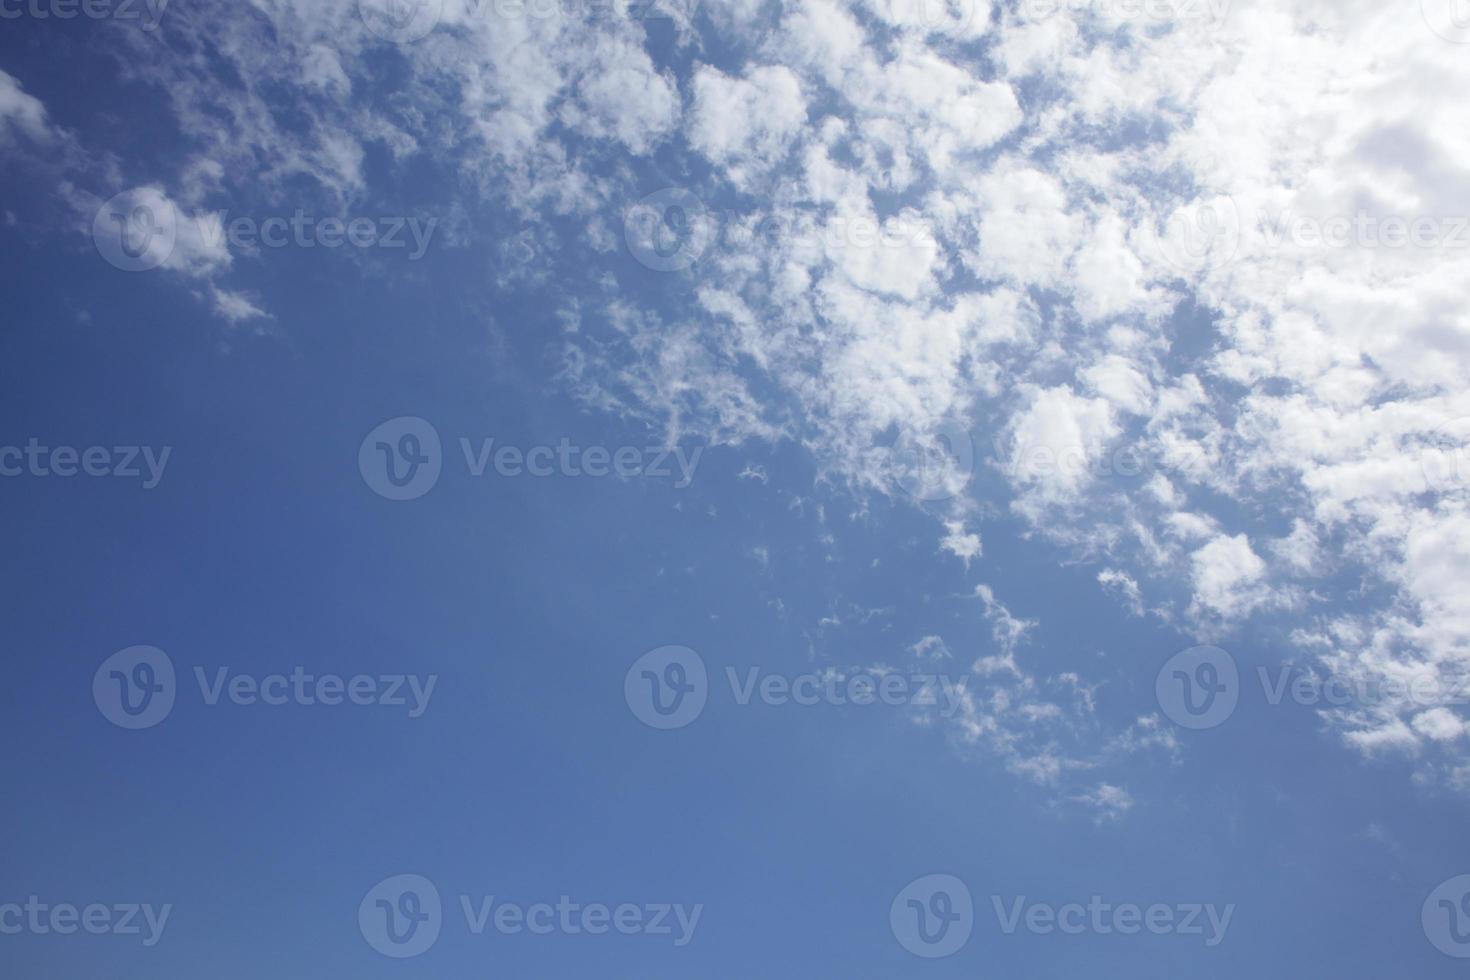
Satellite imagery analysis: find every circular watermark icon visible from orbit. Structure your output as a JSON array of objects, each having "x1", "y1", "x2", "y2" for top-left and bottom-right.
[
  {"x1": 624, "y1": 646, "x2": 707, "y2": 730},
  {"x1": 1152, "y1": 196, "x2": 1241, "y2": 274},
  {"x1": 891, "y1": 419, "x2": 975, "y2": 502},
  {"x1": 92, "y1": 189, "x2": 177, "y2": 273},
  {"x1": 93, "y1": 645, "x2": 176, "y2": 730},
  {"x1": 890, "y1": 874, "x2": 973, "y2": 959},
  {"x1": 359, "y1": 0, "x2": 444, "y2": 43},
  {"x1": 1422, "y1": 0, "x2": 1470, "y2": 42},
  {"x1": 507, "y1": 231, "x2": 537, "y2": 265},
  {"x1": 623, "y1": 188, "x2": 715, "y2": 272},
  {"x1": 360, "y1": 874, "x2": 442, "y2": 958},
  {"x1": 1156, "y1": 645, "x2": 1239, "y2": 730},
  {"x1": 359, "y1": 417, "x2": 442, "y2": 501},
  {"x1": 1423, "y1": 875, "x2": 1470, "y2": 957},
  {"x1": 1419, "y1": 417, "x2": 1470, "y2": 494}
]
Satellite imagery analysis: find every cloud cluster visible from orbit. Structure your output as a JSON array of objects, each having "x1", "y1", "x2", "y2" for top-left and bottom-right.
[
  {"x1": 7, "y1": 0, "x2": 1470, "y2": 790},
  {"x1": 561, "y1": 0, "x2": 1470, "y2": 774}
]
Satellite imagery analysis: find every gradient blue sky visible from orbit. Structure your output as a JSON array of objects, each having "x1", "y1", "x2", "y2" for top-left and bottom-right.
[{"x1": 4, "y1": 1, "x2": 1470, "y2": 977}]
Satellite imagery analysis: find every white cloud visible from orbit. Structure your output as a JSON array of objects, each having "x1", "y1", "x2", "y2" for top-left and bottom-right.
[
  {"x1": 688, "y1": 64, "x2": 807, "y2": 188},
  {"x1": 1007, "y1": 385, "x2": 1119, "y2": 509},
  {"x1": 1082, "y1": 355, "x2": 1153, "y2": 416},
  {"x1": 1413, "y1": 708, "x2": 1468, "y2": 744},
  {"x1": 974, "y1": 583, "x2": 1035, "y2": 657},
  {"x1": 910, "y1": 635, "x2": 952, "y2": 660},
  {"x1": 1189, "y1": 534, "x2": 1269, "y2": 621},
  {"x1": 1098, "y1": 568, "x2": 1144, "y2": 617},
  {"x1": 22, "y1": 0, "x2": 1470, "y2": 790},
  {"x1": 561, "y1": 36, "x2": 679, "y2": 155},
  {"x1": 1073, "y1": 783, "x2": 1135, "y2": 823},
  {"x1": 963, "y1": 162, "x2": 1081, "y2": 288},
  {"x1": 0, "y1": 69, "x2": 52, "y2": 144},
  {"x1": 862, "y1": 0, "x2": 992, "y2": 40},
  {"x1": 941, "y1": 520, "x2": 982, "y2": 567},
  {"x1": 209, "y1": 286, "x2": 271, "y2": 324},
  {"x1": 554, "y1": 0, "x2": 1470, "y2": 786},
  {"x1": 823, "y1": 208, "x2": 941, "y2": 300}
]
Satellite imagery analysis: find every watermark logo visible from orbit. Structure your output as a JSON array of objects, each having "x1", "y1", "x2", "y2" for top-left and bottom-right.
[
  {"x1": 196, "y1": 210, "x2": 438, "y2": 258},
  {"x1": 360, "y1": 420, "x2": 704, "y2": 500},
  {"x1": 360, "y1": 874, "x2": 442, "y2": 958},
  {"x1": 625, "y1": 650, "x2": 967, "y2": 730},
  {"x1": 1255, "y1": 210, "x2": 1470, "y2": 251},
  {"x1": 727, "y1": 667, "x2": 967, "y2": 715},
  {"x1": 621, "y1": 193, "x2": 942, "y2": 275},
  {"x1": 92, "y1": 189, "x2": 177, "y2": 273},
  {"x1": 891, "y1": 875, "x2": 973, "y2": 958},
  {"x1": 1156, "y1": 645, "x2": 1238, "y2": 730},
  {"x1": 1002, "y1": 437, "x2": 1148, "y2": 486},
  {"x1": 1423, "y1": 0, "x2": 1470, "y2": 42},
  {"x1": 1152, "y1": 199, "x2": 1470, "y2": 272},
  {"x1": 458, "y1": 437, "x2": 701, "y2": 486},
  {"x1": 1152, "y1": 197, "x2": 1241, "y2": 274},
  {"x1": 624, "y1": 188, "x2": 715, "y2": 272},
  {"x1": 1259, "y1": 665, "x2": 1469, "y2": 710},
  {"x1": 93, "y1": 650, "x2": 436, "y2": 727},
  {"x1": 460, "y1": 895, "x2": 701, "y2": 943},
  {"x1": 891, "y1": 418, "x2": 975, "y2": 502},
  {"x1": 0, "y1": 440, "x2": 171, "y2": 488},
  {"x1": 361, "y1": 875, "x2": 701, "y2": 953},
  {"x1": 192, "y1": 667, "x2": 436, "y2": 715},
  {"x1": 625, "y1": 646, "x2": 707, "y2": 730},
  {"x1": 993, "y1": 895, "x2": 1233, "y2": 945},
  {"x1": 93, "y1": 646, "x2": 176, "y2": 730},
  {"x1": 1158, "y1": 650, "x2": 1467, "y2": 727},
  {"x1": 359, "y1": 0, "x2": 444, "y2": 42},
  {"x1": 0, "y1": 0, "x2": 169, "y2": 29},
  {"x1": 0, "y1": 898, "x2": 172, "y2": 945},
  {"x1": 891, "y1": 876, "x2": 1233, "y2": 953},
  {"x1": 1424, "y1": 875, "x2": 1470, "y2": 957},
  {"x1": 360, "y1": 417, "x2": 443, "y2": 501}
]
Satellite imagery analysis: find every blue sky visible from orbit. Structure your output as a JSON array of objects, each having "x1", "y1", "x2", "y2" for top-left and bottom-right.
[{"x1": 4, "y1": 0, "x2": 1470, "y2": 976}]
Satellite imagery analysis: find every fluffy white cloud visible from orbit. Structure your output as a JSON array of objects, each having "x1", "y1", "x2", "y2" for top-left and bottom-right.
[
  {"x1": 0, "y1": 69, "x2": 51, "y2": 144},
  {"x1": 964, "y1": 162, "x2": 1082, "y2": 287},
  {"x1": 688, "y1": 64, "x2": 808, "y2": 188},
  {"x1": 20, "y1": 0, "x2": 1470, "y2": 790},
  {"x1": 862, "y1": 0, "x2": 993, "y2": 40},
  {"x1": 1008, "y1": 386, "x2": 1119, "y2": 510},
  {"x1": 941, "y1": 520, "x2": 982, "y2": 566},
  {"x1": 1189, "y1": 534, "x2": 1269, "y2": 622},
  {"x1": 209, "y1": 286, "x2": 271, "y2": 324},
  {"x1": 571, "y1": 0, "x2": 1470, "y2": 786},
  {"x1": 560, "y1": 36, "x2": 680, "y2": 155},
  {"x1": 1073, "y1": 783, "x2": 1135, "y2": 823}
]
